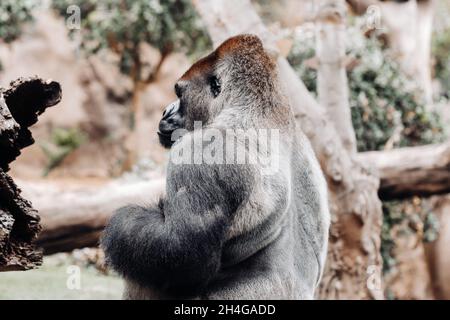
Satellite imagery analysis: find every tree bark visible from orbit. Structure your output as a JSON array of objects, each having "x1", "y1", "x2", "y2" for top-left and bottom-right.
[
  {"x1": 381, "y1": 0, "x2": 434, "y2": 104},
  {"x1": 357, "y1": 142, "x2": 450, "y2": 200},
  {"x1": 346, "y1": 0, "x2": 377, "y2": 15},
  {"x1": 0, "y1": 77, "x2": 61, "y2": 271},
  {"x1": 424, "y1": 195, "x2": 450, "y2": 299},
  {"x1": 193, "y1": 0, "x2": 384, "y2": 299}
]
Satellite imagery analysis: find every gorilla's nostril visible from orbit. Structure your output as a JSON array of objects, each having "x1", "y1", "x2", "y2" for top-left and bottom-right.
[
  {"x1": 162, "y1": 100, "x2": 180, "y2": 120},
  {"x1": 159, "y1": 99, "x2": 182, "y2": 137},
  {"x1": 159, "y1": 120, "x2": 173, "y2": 135}
]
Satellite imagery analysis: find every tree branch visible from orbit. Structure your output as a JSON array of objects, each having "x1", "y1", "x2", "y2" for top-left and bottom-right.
[
  {"x1": 357, "y1": 142, "x2": 450, "y2": 200},
  {"x1": 22, "y1": 178, "x2": 166, "y2": 254},
  {"x1": 346, "y1": 0, "x2": 378, "y2": 15},
  {"x1": 316, "y1": 0, "x2": 357, "y2": 153}
]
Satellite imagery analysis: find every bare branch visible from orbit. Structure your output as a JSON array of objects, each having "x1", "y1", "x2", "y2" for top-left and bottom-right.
[{"x1": 358, "y1": 142, "x2": 450, "y2": 200}]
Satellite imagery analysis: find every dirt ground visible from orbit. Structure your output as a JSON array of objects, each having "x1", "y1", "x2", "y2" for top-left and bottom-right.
[{"x1": 0, "y1": 253, "x2": 123, "y2": 300}]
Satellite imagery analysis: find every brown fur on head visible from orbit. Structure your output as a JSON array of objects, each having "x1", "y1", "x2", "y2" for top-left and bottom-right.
[{"x1": 180, "y1": 34, "x2": 276, "y2": 82}]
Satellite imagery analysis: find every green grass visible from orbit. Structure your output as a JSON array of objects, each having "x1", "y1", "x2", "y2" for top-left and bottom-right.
[{"x1": 0, "y1": 256, "x2": 123, "y2": 300}]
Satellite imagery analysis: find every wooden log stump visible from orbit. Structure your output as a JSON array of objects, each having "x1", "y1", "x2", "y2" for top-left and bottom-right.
[{"x1": 0, "y1": 77, "x2": 61, "y2": 271}]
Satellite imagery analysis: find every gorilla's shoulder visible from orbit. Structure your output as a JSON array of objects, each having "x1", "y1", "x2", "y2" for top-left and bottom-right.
[{"x1": 167, "y1": 131, "x2": 255, "y2": 209}]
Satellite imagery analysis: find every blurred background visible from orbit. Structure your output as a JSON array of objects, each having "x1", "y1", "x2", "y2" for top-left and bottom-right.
[{"x1": 0, "y1": 0, "x2": 450, "y2": 299}]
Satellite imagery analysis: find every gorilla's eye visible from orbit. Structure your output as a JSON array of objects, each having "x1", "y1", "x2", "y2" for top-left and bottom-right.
[{"x1": 209, "y1": 76, "x2": 221, "y2": 98}]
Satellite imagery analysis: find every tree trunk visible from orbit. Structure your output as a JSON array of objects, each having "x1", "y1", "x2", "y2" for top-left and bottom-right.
[
  {"x1": 0, "y1": 77, "x2": 61, "y2": 271},
  {"x1": 357, "y1": 142, "x2": 450, "y2": 200},
  {"x1": 122, "y1": 81, "x2": 143, "y2": 172},
  {"x1": 193, "y1": 0, "x2": 384, "y2": 299},
  {"x1": 424, "y1": 195, "x2": 450, "y2": 299},
  {"x1": 381, "y1": 0, "x2": 434, "y2": 104},
  {"x1": 316, "y1": 0, "x2": 357, "y2": 154}
]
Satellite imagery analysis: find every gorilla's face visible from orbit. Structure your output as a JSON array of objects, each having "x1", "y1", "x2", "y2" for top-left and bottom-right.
[
  {"x1": 157, "y1": 52, "x2": 222, "y2": 149},
  {"x1": 157, "y1": 34, "x2": 274, "y2": 149}
]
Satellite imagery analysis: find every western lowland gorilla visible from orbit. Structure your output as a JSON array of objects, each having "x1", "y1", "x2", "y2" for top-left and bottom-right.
[{"x1": 101, "y1": 34, "x2": 330, "y2": 299}]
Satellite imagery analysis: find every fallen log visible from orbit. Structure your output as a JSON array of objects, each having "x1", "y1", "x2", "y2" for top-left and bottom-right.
[
  {"x1": 20, "y1": 178, "x2": 165, "y2": 254},
  {"x1": 0, "y1": 77, "x2": 61, "y2": 271},
  {"x1": 27, "y1": 140, "x2": 450, "y2": 255},
  {"x1": 357, "y1": 142, "x2": 450, "y2": 200}
]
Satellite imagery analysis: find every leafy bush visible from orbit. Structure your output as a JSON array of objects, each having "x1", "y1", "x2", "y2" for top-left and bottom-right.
[
  {"x1": 288, "y1": 24, "x2": 445, "y2": 152},
  {"x1": 51, "y1": 0, "x2": 212, "y2": 170},
  {"x1": 432, "y1": 28, "x2": 450, "y2": 97},
  {"x1": 381, "y1": 198, "x2": 439, "y2": 274},
  {"x1": 51, "y1": 0, "x2": 211, "y2": 79},
  {"x1": 0, "y1": 0, "x2": 37, "y2": 43}
]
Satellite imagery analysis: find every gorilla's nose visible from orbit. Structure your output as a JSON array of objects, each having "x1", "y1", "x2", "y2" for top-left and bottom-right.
[
  {"x1": 159, "y1": 100, "x2": 183, "y2": 135},
  {"x1": 159, "y1": 119, "x2": 176, "y2": 135},
  {"x1": 162, "y1": 100, "x2": 179, "y2": 120}
]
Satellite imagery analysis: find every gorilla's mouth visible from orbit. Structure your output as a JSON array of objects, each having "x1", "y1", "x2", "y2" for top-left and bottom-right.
[{"x1": 157, "y1": 130, "x2": 175, "y2": 149}]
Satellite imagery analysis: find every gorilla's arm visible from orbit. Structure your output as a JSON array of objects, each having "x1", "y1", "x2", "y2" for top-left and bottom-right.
[{"x1": 101, "y1": 164, "x2": 249, "y2": 296}]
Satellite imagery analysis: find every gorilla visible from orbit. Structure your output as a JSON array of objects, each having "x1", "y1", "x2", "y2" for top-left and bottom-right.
[{"x1": 101, "y1": 34, "x2": 330, "y2": 299}]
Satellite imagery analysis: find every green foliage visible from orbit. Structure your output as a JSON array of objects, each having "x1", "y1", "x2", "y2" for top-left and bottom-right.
[
  {"x1": 432, "y1": 27, "x2": 450, "y2": 96},
  {"x1": 288, "y1": 25, "x2": 445, "y2": 152},
  {"x1": 52, "y1": 0, "x2": 211, "y2": 80},
  {"x1": 0, "y1": 0, "x2": 38, "y2": 43},
  {"x1": 40, "y1": 127, "x2": 85, "y2": 176},
  {"x1": 381, "y1": 198, "x2": 439, "y2": 274},
  {"x1": 287, "y1": 21, "x2": 445, "y2": 276}
]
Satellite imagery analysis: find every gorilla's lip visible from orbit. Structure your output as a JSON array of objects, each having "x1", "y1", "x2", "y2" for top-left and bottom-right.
[
  {"x1": 157, "y1": 130, "x2": 175, "y2": 149},
  {"x1": 157, "y1": 130, "x2": 173, "y2": 138}
]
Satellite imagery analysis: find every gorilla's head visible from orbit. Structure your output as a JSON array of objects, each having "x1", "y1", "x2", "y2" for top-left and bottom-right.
[{"x1": 157, "y1": 34, "x2": 277, "y2": 148}]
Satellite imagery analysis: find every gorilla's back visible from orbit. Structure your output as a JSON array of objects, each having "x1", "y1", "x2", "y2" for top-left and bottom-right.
[
  {"x1": 121, "y1": 129, "x2": 329, "y2": 300},
  {"x1": 204, "y1": 129, "x2": 330, "y2": 299}
]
